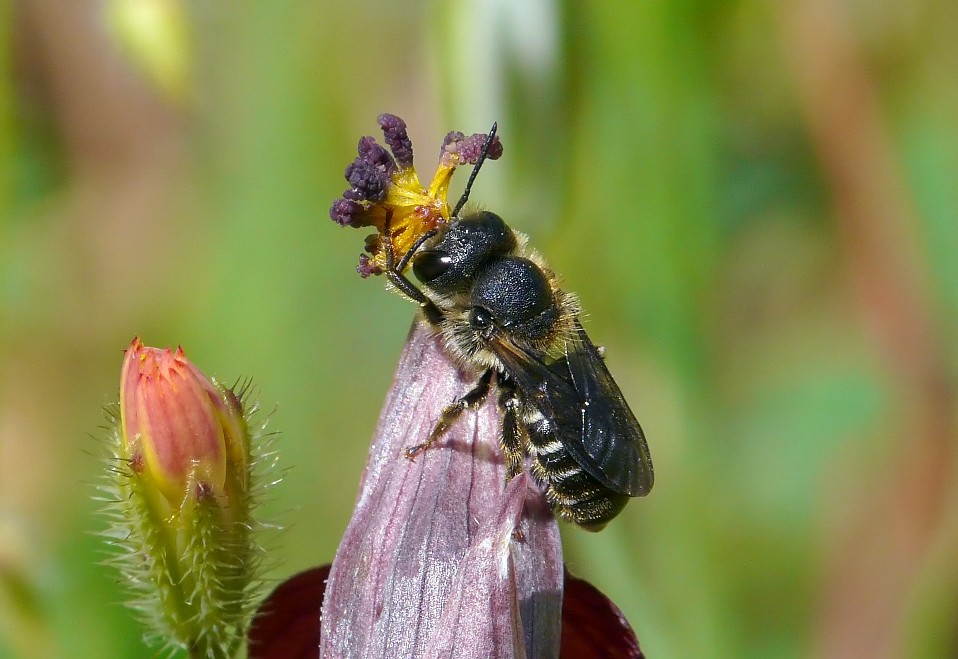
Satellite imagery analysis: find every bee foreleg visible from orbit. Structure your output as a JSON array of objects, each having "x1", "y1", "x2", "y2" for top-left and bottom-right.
[
  {"x1": 383, "y1": 210, "x2": 444, "y2": 325},
  {"x1": 385, "y1": 269, "x2": 443, "y2": 326},
  {"x1": 404, "y1": 369, "x2": 494, "y2": 460}
]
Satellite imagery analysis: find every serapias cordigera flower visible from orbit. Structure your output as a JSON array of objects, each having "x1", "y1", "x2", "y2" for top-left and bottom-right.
[
  {"x1": 254, "y1": 322, "x2": 562, "y2": 658},
  {"x1": 249, "y1": 323, "x2": 643, "y2": 658},
  {"x1": 99, "y1": 338, "x2": 277, "y2": 658}
]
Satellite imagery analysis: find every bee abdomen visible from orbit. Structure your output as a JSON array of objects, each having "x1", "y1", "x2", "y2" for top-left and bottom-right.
[{"x1": 526, "y1": 419, "x2": 628, "y2": 531}]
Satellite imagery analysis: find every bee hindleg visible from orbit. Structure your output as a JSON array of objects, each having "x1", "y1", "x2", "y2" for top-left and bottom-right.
[
  {"x1": 497, "y1": 380, "x2": 524, "y2": 480},
  {"x1": 405, "y1": 369, "x2": 494, "y2": 460},
  {"x1": 501, "y1": 402, "x2": 524, "y2": 480}
]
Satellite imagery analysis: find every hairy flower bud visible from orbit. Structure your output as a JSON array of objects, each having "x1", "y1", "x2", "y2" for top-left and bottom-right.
[
  {"x1": 101, "y1": 338, "x2": 276, "y2": 658},
  {"x1": 120, "y1": 340, "x2": 239, "y2": 505}
]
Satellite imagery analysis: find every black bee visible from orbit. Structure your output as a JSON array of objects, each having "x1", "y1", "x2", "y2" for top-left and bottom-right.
[{"x1": 383, "y1": 125, "x2": 653, "y2": 530}]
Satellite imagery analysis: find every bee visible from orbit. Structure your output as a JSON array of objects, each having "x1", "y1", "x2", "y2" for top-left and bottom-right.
[{"x1": 382, "y1": 124, "x2": 653, "y2": 530}]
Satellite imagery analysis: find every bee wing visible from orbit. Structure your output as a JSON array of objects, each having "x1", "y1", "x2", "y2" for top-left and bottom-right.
[{"x1": 490, "y1": 321, "x2": 654, "y2": 497}]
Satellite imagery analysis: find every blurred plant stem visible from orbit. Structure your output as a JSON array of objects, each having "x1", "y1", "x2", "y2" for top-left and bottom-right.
[
  {"x1": 0, "y1": 559, "x2": 55, "y2": 658},
  {"x1": 0, "y1": 1, "x2": 12, "y2": 218},
  {"x1": 781, "y1": 0, "x2": 957, "y2": 656}
]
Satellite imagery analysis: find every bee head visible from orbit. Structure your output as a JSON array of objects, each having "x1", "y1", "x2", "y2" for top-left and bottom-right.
[{"x1": 412, "y1": 211, "x2": 516, "y2": 292}]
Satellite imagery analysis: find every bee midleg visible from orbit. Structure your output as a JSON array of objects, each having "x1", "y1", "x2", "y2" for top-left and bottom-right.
[
  {"x1": 405, "y1": 368, "x2": 494, "y2": 460},
  {"x1": 497, "y1": 379, "x2": 525, "y2": 480}
]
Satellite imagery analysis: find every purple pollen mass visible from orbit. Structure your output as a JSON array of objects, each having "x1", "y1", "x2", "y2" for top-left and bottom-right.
[{"x1": 378, "y1": 113, "x2": 415, "y2": 167}]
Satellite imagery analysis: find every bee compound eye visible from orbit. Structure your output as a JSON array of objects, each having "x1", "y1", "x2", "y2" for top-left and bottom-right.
[
  {"x1": 412, "y1": 249, "x2": 452, "y2": 282},
  {"x1": 468, "y1": 306, "x2": 494, "y2": 330}
]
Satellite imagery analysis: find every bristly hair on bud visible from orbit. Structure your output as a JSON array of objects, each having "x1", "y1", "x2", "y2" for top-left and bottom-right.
[
  {"x1": 328, "y1": 113, "x2": 503, "y2": 278},
  {"x1": 96, "y1": 339, "x2": 282, "y2": 659}
]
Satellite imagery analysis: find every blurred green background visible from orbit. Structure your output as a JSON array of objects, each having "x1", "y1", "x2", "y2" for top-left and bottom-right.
[{"x1": 1, "y1": 0, "x2": 956, "y2": 657}]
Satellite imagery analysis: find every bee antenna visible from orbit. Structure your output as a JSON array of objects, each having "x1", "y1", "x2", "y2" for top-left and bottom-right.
[{"x1": 452, "y1": 122, "x2": 498, "y2": 219}]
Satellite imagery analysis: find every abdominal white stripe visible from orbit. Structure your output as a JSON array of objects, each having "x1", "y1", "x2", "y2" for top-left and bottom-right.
[
  {"x1": 524, "y1": 409, "x2": 545, "y2": 424},
  {"x1": 549, "y1": 466, "x2": 582, "y2": 482},
  {"x1": 534, "y1": 439, "x2": 564, "y2": 456}
]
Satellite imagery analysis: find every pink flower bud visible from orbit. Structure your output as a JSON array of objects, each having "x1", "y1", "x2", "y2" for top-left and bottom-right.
[
  {"x1": 119, "y1": 338, "x2": 247, "y2": 509},
  {"x1": 104, "y1": 338, "x2": 271, "y2": 656}
]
